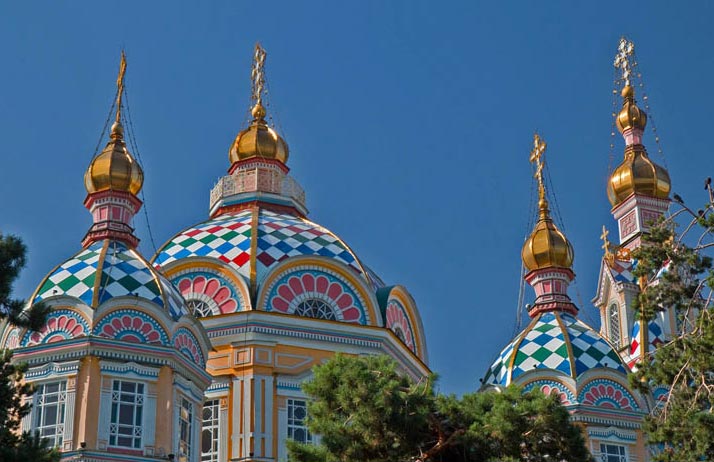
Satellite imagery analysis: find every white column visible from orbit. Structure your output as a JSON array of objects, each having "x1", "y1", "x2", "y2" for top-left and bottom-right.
[
  {"x1": 62, "y1": 378, "x2": 77, "y2": 451},
  {"x1": 144, "y1": 390, "x2": 157, "y2": 448},
  {"x1": 219, "y1": 398, "x2": 228, "y2": 462}
]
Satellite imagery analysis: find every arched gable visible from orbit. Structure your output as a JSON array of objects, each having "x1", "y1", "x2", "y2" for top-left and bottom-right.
[
  {"x1": 93, "y1": 307, "x2": 170, "y2": 346},
  {"x1": 172, "y1": 326, "x2": 206, "y2": 368},
  {"x1": 381, "y1": 285, "x2": 427, "y2": 362},
  {"x1": 257, "y1": 256, "x2": 381, "y2": 326},
  {"x1": 159, "y1": 257, "x2": 251, "y2": 315},
  {"x1": 577, "y1": 377, "x2": 641, "y2": 412},
  {"x1": 20, "y1": 308, "x2": 90, "y2": 347},
  {"x1": 522, "y1": 378, "x2": 577, "y2": 406}
]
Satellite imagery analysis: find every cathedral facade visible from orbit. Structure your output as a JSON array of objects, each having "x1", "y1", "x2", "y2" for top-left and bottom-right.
[{"x1": 0, "y1": 39, "x2": 680, "y2": 462}]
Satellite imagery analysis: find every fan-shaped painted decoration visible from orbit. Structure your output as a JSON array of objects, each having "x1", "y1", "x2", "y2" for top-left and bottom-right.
[
  {"x1": 173, "y1": 272, "x2": 241, "y2": 316},
  {"x1": 523, "y1": 379, "x2": 576, "y2": 405},
  {"x1": 385, "y1": 299, "x2": 415, "y2": 352},
  {"x1": 267, "y1": 270, "x2": 365, "y2": 323},
  {"x1": 579, "y1": 379, "x2": 638, "y2": 411},
  {"x1": 21, "y1": 309, "x2": 89, "y2": 347},
  {"x1": 93, "y1": 309, "x2": 169, "y2": 345},
  {"x1": 3, "y1": 327, "x2": 21, "y2": 349},
  {"x1": 173, "y1": 327, "x2": 205, "y2": 367}
]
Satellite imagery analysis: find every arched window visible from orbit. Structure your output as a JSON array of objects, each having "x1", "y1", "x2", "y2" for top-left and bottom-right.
[
  {"x1": 393, "y1": 326, "x2": 407, "y2": 344},
  {"x1": 608, "y1": 303, "x2": 621, "y2": 346},
  {"x1": 187, "y1": 299, "x2": 213, "y2": 318},
  {"x1": 294, "y1": 299, "x2": 336, "y2": 320}
]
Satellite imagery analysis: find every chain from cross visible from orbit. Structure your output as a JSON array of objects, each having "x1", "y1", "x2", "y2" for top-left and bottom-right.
[
  {"x1": 115, "y1": 50, "x2": 127, "y2": 123},
  {"x1": 251, "y1": 43, "x2": 267, "y2": 105},
  {"x1": 613, "y1": 37, "x2": 635, "y2": 86}
]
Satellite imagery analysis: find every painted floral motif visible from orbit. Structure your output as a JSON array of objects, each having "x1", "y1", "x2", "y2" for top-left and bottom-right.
[
  {"x1": 268, "y1": 271, "x2": 364, "y2": 323},
  {"x1": 3, "y1": 328, "x2": 21, "y2": 349},
  {"x1": 522, "y1": 380, "x2": 576, "y2": 405},
  {"x1": 580, "y1": 380, "x2": 636, "y2": 410},
  {"x1": 21, "y1": 310, "x2": 89, "y2": 346},
  {"x1": 173, "y1": 328, "x2": 205, "y2": 367},
  {"x1": 540, "y1": 384, "x2": 573, "y2": 405},
  {"x1": 174, "y1": 273, "x2": 241, "y2": 316},
  {"x1": 93, "y1": 310, "x2": 169, "y2": 345},
  {"x1": 385, "y1": 300, "x2": 415, "y2": 352}
]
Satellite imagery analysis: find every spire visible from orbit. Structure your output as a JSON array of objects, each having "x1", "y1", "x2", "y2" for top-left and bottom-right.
[
  {"x1": 521, "y1": 134, "x2": 577, "y2": 317},
  {"x1": 82, "y1": 51, "x2": 144, "y2": 248},
  {"x1": 607, "y1": 38, "x2": 671, "y2": 245},
  {"x1": 111, "y1": 50, "x2": 127, "y2": 139},
  {"x1": 228, "y1": 43, "x2": 289, "y2": 166},
  {"x1": 521, "y1": 134, "x2": 574, "y2": 272}
]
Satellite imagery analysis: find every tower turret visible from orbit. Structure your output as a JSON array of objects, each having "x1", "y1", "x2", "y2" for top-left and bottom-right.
[{"x1": 521, "y1": 134, "x2": 577, "y2": 317}]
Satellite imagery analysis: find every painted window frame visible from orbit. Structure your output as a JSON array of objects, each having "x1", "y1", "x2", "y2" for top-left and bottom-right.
[
  {"x1": 109, "y1": 379, "x2": 145, "y2": 449},
  {"x1": 33, "y1": 380, "x2": 67, "y2": 447}
]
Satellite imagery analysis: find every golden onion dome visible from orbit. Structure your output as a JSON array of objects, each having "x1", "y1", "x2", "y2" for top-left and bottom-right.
[
  {"x1": 228, "y1": 103, "x2": 289, "y2": 164},
  {"x1": 616, "y1": 85, "x2": 647, "y2": 133},
  {"x1": 521, "y1": 199, "x2": 574, "y2": 272},
  {"x1": 607, "y1": 145, "x2": 671, "y2": 207},
  {"x1": 84, "y1": 121, "x2": 144, "y2": 195}
]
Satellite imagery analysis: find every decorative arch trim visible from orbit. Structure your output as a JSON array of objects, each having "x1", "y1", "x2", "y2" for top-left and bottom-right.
[
  {"x1": 20, "y1": 309, "x2": 90, "y2": 347},
  {"x1": 93, "y1": 309, "x2": 170, "y2": 345},
  {"x1": 578, "y1": 378, "x2": 639, "y2": 411},
  {"x1": 257, "y1": 256, "x2": 380, "y2": 325},
  {"x1": 172, "y1": 327, "x2": 206, "y2": 367},
  {"x1": 385, "y1": 285, "x2": 426, "y2": 360},
  {"x1": 522, "y1": 379, "x2": 576, "y2": 405},
  {"x1": 161, "y1": 258, "x2": 251, "y2": 313}
]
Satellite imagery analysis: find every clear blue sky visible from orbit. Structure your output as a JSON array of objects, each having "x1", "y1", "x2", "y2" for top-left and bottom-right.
[{"x1": 1, "y1": 1, "x2": 712, "y2": 395}]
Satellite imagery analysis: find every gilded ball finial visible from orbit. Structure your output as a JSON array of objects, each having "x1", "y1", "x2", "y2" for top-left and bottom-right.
[{"x1": 229, "y1": 44, "x2": 289, "y2": 165}]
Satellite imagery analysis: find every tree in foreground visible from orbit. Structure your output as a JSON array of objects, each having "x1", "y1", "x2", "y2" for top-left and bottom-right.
[
  {"x1": 287, "y1": 353, "x2": 592, "y2": 462},
  {"x1": 630, "y1": 180, "x2": 714, "y2": 462},
  {"x1": 0, "y1": 233, "x2": 59, "y2": 462}
]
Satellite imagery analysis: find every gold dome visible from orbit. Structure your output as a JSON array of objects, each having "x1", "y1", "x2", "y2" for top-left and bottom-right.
[
  {"x1": 616, "y1": 85, "x2": 647, "y2": 133},
  {"x1": 607, "y1": 145, "x2": 671, "y2": 207},
  {"x1": 84, "y1": 122, "x2": 144, "y2": 195},
  {"x1": 522, "y1": 199, "x2": 574, "y2": 272},
  {"x1": 228, "y1": 104, "x2": 289, "y2": 164}
]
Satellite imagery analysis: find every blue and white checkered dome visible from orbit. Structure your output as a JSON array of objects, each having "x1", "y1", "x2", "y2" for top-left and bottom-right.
[
  {"x1": 482, "y1": 311, "x2": 628, "y2": 387},
  {"x1": 33, "y1": 239, "x2": 190, "y2": 321},
  {"x1": 152, "y1": 208, "x2": 385, "y2": 292}
]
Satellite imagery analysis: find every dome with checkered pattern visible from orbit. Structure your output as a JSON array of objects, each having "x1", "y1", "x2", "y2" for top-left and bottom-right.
[
  {"x1": 33, "y1": 240, "x2": 190, "y2": 321},
  {"x1": 152, "y1": 208, "x2": 384, "y2": 293},
  {"x1": 482, "y1": 311, "x2": 627, "y2": 387}
]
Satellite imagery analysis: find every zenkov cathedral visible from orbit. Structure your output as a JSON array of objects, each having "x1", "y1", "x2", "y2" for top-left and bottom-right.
[{"x1": 0, "y1": 39, "x2": 681, "y2": 462}]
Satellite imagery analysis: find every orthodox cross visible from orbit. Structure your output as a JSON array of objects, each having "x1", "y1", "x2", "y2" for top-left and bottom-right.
[
  {"x1": 251, "y1": 43, "x2": 267, "y2": 106},
  {"x1": 601, "y1": 225, "x2": 613, "y2": 261},
  {"x1": 530, "y1": 133, "x2": 548, "y2": 207},
  {"x1": 115, "y1": 50, "x2": 127, "y2": 124},
  {"x1": 613, "y1": 37, "x2": 635, "y2": 87}
]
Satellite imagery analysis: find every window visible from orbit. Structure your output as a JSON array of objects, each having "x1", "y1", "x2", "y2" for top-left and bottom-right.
[
  {"x1": 600, "y1": 443, "x2": 627, "y2": 462},
  {"x1": 34, "y1": 381, "x2": 66, "y2": 447},
  {"x1": 188, "y1": 299, "x2": 213, "y2": 318},
  {"x1": 110, "y1": 380, "x2": 144, "y2": 449},
  {"x1": 201, "y1": 399, "x2": 220, "y2": 462},
  {"x1": 287, "y1": 399, "x2": 312, "y2": 444},
  {"x1": 608, "y1": 304, "x2": 621, "y2": 346},
  {"x1": 294, "y1": 299, "x2": 336, "y2": 320},
  {"x1": 178, "y1": 398, "x2": 193, "y2": 462}
]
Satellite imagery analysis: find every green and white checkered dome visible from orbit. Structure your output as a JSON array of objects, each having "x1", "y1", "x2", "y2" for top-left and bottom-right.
[
  {"x1": 482, "y1": 311, "x2": 628, "y2": 387},
  {"x1": 33, "y1": 239, "x2": 189, "y2": 320}
]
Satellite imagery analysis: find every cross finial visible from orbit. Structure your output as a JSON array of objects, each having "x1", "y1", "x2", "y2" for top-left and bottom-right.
[
  {"x1": 115, "y1": 50, "x2": 127, "y2": 125},
  {"x1": 601, "y1": 225, "x2": 613, "y2": 261},
  {"x1": 530, "y1": 133, "x2": 548, "y2": 215},
  {"x1": 251, "y1": 43, "x2": 267, "y2": 107},
  {"x1": 613, "y1": 37, "x2": 635, "y2": 87}
]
